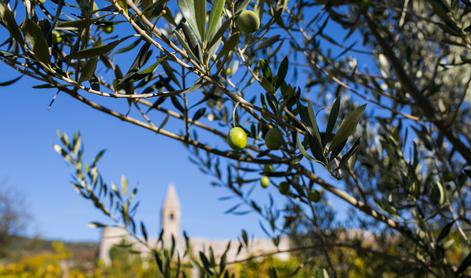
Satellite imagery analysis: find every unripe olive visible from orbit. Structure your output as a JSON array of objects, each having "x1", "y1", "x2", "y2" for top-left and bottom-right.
[
  {"x1": 38, "y1": 0, "x2": 46, "y2": 4},
  {"x1": 52, "y1": 31, "x2": 62, "y2": 44},
  {"x1": 308, "y1": 190, "x2": 321, "y2": 203},
  {"x1": 260, "y1": 176, "x2": 270, "y2": 188},
  {"x1": 265, "y1": 127, "x2": 283, "y2": 150},
  {"x1": 263, "y1": 164, "x2": 273, "y2": 173},
  {"x1": 278, "y1": 182, "x2": 290, "y2": 195},
  {"x1": 238, "y1": 10, "x2": 260, "y2": 33},
  {"x1": 227, "y1": 127, "x2": 247, "y2": 150},
  {"x1": 103, "y1": 25, "x2": 114, "y2": 34}
]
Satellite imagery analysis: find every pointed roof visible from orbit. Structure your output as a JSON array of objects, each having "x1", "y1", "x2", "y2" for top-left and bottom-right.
[{"x1": 163, "y1": 183, "x2": 180, "y2": 210}]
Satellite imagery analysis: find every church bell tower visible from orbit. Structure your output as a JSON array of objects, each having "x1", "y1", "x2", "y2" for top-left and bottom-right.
[{"x1": 161, "y1": 184, "x2": 181, "y2": 241}]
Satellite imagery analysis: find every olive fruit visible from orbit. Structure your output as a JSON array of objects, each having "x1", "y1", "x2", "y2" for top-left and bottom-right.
[
  {"x1": 103, "y1": 25, "x2": 114, "y2": 34},
  {"x1": 260, "y1": 176, "x2": 270, "y2": 188},
  {"x1": 227, "y1": 127, "x2": 247, "y2": 150},
  {"x1": 238, "y1": 10, "x2": 260, "y2": 33},
  {"x1": 52, "y1": 31, "x2": 62, "y2": 44},
  {"x1": 265, "y1": 127, "x2": 283, "y2": 150},
  {"x1": 263, "y1": 164, "x2": 273, "y2": 173},
  {"x1": 308, "y1": 190, "x2": 321, "y2": 203},
  {"x1": 278, "y1": 182, "x2": 290, "y2": 195}
]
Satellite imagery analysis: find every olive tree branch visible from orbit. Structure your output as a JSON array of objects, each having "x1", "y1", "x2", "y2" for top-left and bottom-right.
[
  {"x1": 1, "y1": 54, "x2": 287, "y2": 165},
  {"x1": 364, "y1": 13, "x2": 471, "y2": 165}
]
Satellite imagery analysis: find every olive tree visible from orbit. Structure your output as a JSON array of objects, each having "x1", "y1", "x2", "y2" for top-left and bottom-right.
[{"x1": 1, "y1": 0, "x2": 471, "y2": 276}]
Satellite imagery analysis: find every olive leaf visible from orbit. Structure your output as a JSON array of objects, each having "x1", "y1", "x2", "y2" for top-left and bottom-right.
[
  {"x1": 0, "y1": 75, "x2": 22, "y2": 86},
  {"x1": 140, "y1": 222, "x2": 148, "y2": 242},
  {"x1": 215, "y1": 33, "x2": 239, "y2": 62},
  {"x1": 88, "y1": 222, "x2": 107, "y2": 228},
  {"x1": 0, "y1": 3, "x2": 23, "y2": 44},
  {"x1": 194, "y1": 0, "x2": 206, "y2": 40},
  {"x1": 307, "y1": 102, "x2": 323, "y2": 148},
  {"x1": 56, "y1": 18, "x2": 98, "y2": 29},
  {"x1": 67, "y1": 37, "x2": 131, "y2": 59},
  {"x1": 326, "y1": 97, "x2": 341, "y2": 136},
  {"x1": 206, "y1": 19, "x2": 225, "y2": 59},
  {"x1": 182, "y1": 21, "x2": 200, "y2": 51},
  {"x1": 297, "y1": 102, "x2": 326, "y2": 163},
  {"x1": 436, "y1": 221, "x2": 454, "y2": 244},
  {"x1": 141, "y1": 0, "x2": 154, "y2": 18},
  {"x1": 296, "y1": 133, "x2": 326, "y2": 166},
  {"x1": 79, "y1": 58, "x2": 98, "y2": 82},
  {"x1": 432, "y1": 181, "x2": 446, "y2": 206},
  {"x1": 23, "y1": 19, "x2": 50, "y2": 65},
  {"x1": 236, "y1": 0, "x2": 251, "y2": 13},
  {"x1": 206, "y1": 0, "x2": 226, "y2": 41},
  {"x1": 121, "y1": 42, "x2": 152, "y2": 82},
  {"x1": 171, "y1": 95, "x2": 185, "y2": 114},
  {"x1": 178, "y1": 0, "x2": 201, "y2": 42},
  {"x1": 207, "y1": 19, "x2": 231, "y2": 50},
  {"x1": 121, "y1": 175, "x2": 128, "y2": 196},
  {"x1": 456, "y1": 252, "x2": 471, "y2": 275},
  {"x1": 330, "y1": 104, "x2": 366, "y2": 151},
  {"x1": 193, "y1": 108, "x2": 206, "y2": 121},
  {"x1": 161, "y1": 58, "x2": 180, "y2": 87},
  {"x1": 275, "y1": 59, "x2": 288, "y2": 90},
  {"x1": 254, "y1": 35, "x2": 282, "y2": 52}
]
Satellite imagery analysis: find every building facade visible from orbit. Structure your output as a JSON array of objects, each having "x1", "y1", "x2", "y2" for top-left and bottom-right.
[{"x1": 98, "y1": 184, "x2": 290, "y2": 266}]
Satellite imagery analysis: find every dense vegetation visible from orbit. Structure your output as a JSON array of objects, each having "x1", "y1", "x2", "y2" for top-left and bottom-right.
[
  {"x1": 0, "y1": 237, "x2": 431, "y2": 277},
  {"x1": 1, "y1": 0, "x2": 471, "y2": 276}
]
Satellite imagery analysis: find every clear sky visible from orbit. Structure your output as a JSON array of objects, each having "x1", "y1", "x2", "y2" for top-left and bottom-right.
[{"x1": 0, "y1": 4, "x2": 369, "y2": 243}]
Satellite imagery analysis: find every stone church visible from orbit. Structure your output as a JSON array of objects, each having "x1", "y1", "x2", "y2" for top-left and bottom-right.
[{"x1": 98, "y1": 184, "x2": 290, "y2": 266}]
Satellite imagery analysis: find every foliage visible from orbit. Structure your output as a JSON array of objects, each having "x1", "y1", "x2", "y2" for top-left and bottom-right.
[
  {"x1": 1, "y1": 0, "x2": 471, "y2": 276},
  {"x1": 0, "y1": 240, "x2": 339, "y2": 277},
  {"x1": 0, "y1": 181, "x2": 30, "y2": 258},
  {"x1": 0, "y1": 242, "x2": 73, "y2": 278}
]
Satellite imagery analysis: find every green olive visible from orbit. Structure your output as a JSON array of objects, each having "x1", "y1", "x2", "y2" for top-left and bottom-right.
[
  {"x1": 265, "y1": 127, "x2": 283, "y2": 150},
  {"x1": 238, "y1": 10, "x2": 260, "y2": 33},
  {"x1": 264, "y1": 164, "x2": 273, "y2": 173},
  {"x1": 227, "y1": 127, "x2": 247, "y2": 150},
  {"x1": 103, "y1": 25, "x2": 114, "y2": 34},
  {"x1": 52, "y1": 31, "x2": 62, "y2": 44},
  {"x1": 278, "y1": 182, "x2": 290, "y2": 195},
  {"x1": 308, "y1": 190, "x2": 321, "y2": 203},
  {"x1": 260, "y1": 176, "x2": 270, "y2": 188}
]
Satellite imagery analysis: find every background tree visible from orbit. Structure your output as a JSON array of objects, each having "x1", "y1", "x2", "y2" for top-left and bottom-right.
[
  {"x1": 0, "y1": 180, "x2": 29, "y2": 257},
  {"x1": 1, "y1": 0, "x2": 471, "y2": 276}
]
